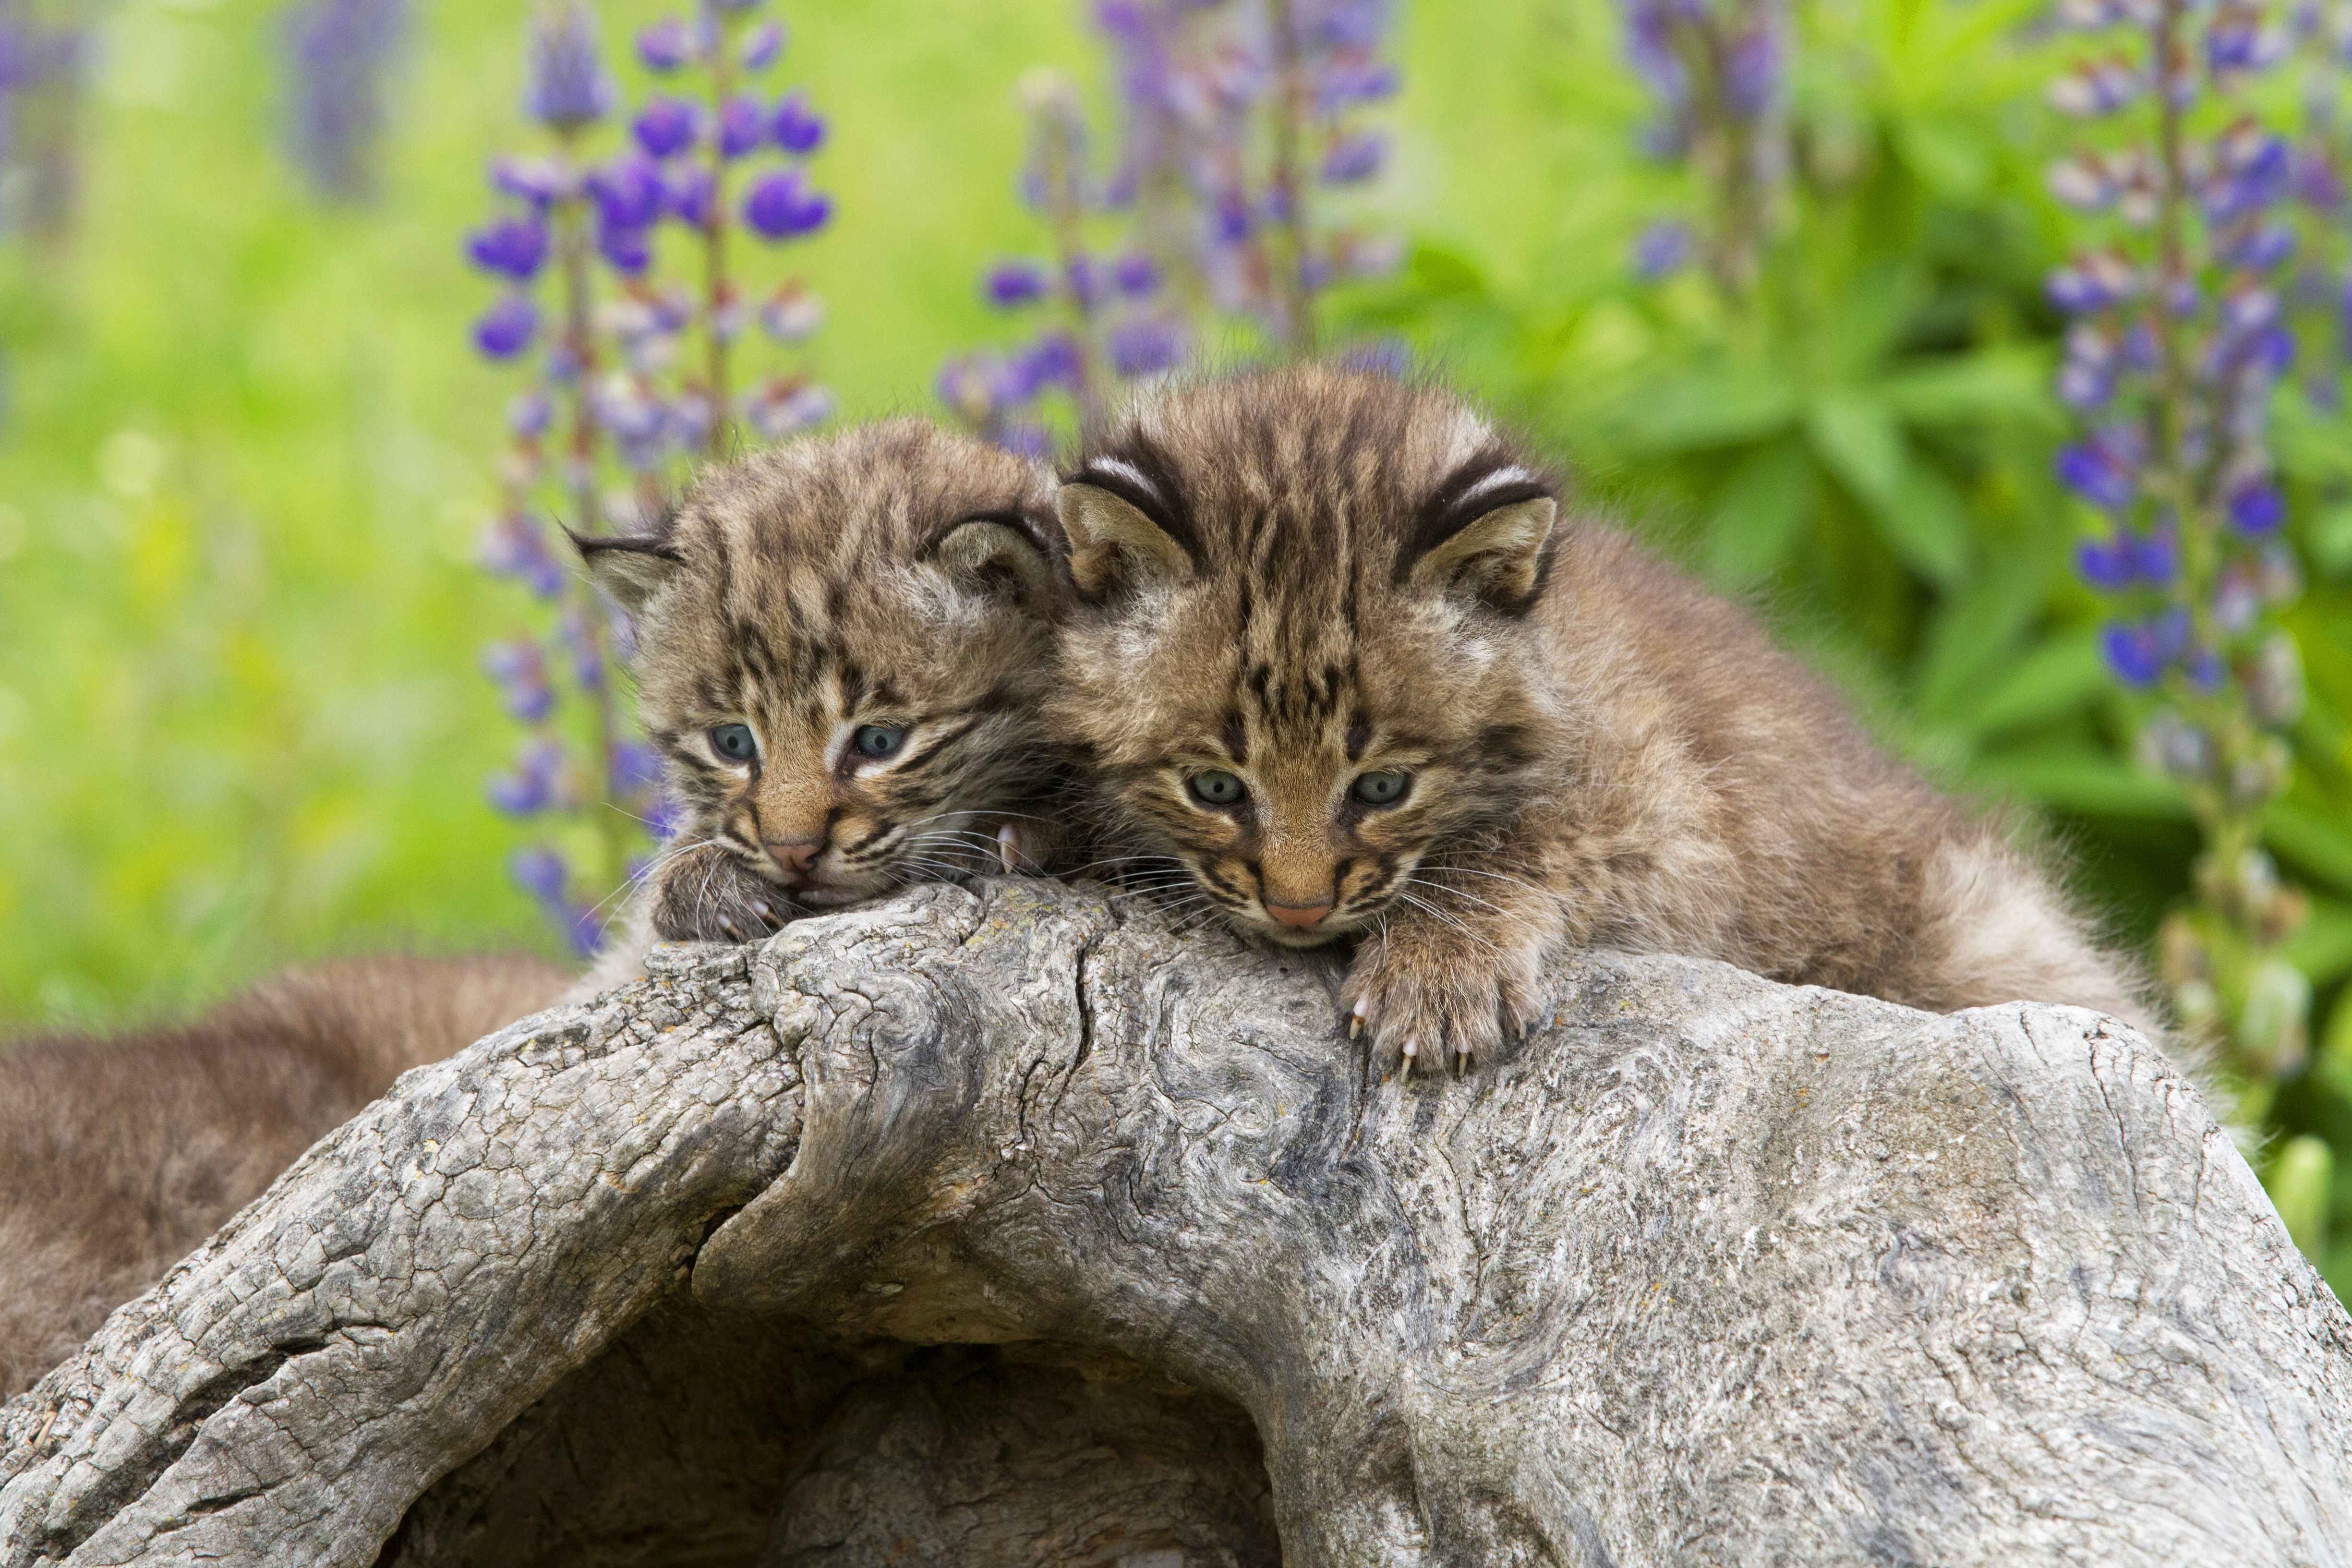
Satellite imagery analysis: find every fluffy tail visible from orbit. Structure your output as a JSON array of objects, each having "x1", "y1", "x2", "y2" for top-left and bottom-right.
[{"x1": 1915, "y1": 832, "x2": 2205, "y2": 1081}]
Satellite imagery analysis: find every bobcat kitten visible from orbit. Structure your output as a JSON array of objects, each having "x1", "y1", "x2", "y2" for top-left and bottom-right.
[
  {"x1": 0, "y1": 953, "x2": 568, "y2": 1398},
  {"x1": 1049, "y1": 365, "x2": 2157, "y2": 1072},
  {"x1": 576, "y1": 418, "x2": 1063, "y2": 977}
]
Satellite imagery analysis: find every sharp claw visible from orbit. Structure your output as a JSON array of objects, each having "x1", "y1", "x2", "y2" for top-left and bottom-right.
[
  {"x1": 719, "y1": 919, "x2": 744, "y2": 942},
  {"x1": 1349, "y1": 1014, "x2": 1363, "y2": 1040},
  {"x1": 996, "y1": 821, "x2": 1025, "y2": 875},
  {"x1": 1401, "y1": 1034, "x2": 1419, "y2": 1074}
]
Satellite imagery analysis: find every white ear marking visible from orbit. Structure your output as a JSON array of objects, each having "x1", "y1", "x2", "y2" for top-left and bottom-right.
[
  {"x1": 1449, "y1": 465, "x2": 1540, "y2": 511},
  {"x1": 1079, "y1": 456, "x2": 1162, "y2": 500}
]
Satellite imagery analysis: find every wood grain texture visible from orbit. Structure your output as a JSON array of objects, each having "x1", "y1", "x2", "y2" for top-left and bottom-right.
[{"x1": 4, "y1": 880, "x2": 2347, "y2": 1567}]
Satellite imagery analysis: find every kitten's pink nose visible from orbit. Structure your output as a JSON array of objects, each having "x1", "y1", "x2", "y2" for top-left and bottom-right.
[
  {"x1": 1267, "y1": 900, "x2": 1333, "y2": 929},
  {"x1": 765, "y1": 839, "x2": 822, "y2": 874}
]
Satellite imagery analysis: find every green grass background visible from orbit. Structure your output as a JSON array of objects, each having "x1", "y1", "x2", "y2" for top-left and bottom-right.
[{"x1": 0, "y1": 0, "x2": 1592, "y2": 1024}]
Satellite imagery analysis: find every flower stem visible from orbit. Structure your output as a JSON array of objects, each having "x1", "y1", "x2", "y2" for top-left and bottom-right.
[
  {"x1": 552, "y1": 149, "x2": 630, "y2": 893},
  {"x1": 1266, "y1": 0, "x2": 1315, "y2": 356},
  {"x1": 703, "y1": 12, "x2": 737, "y2": 456}
]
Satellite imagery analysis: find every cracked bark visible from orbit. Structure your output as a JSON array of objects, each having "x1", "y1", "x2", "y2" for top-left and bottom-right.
[{"x1": 3, "y1": 880, "x2": 2350, "y2": 1567}]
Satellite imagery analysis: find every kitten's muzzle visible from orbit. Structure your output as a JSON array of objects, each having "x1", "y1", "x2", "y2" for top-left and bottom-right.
[
  {"x1": 764, "y1": 838, "x2": 823, "y2": 874},
  {"x1": 1266, "y1": 899, "x2": 1334, "y2": 929}
]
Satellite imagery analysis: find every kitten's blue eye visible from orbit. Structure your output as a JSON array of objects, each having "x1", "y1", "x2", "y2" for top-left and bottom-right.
[
  {"x1": 1187, "y1": 770, "x2": 1247, "y2": 807},
  {"x1": 711, "y1": 724, "x2": 758, "y2": 762},
  {"x1": 853, "y1": 724, "x2": 908, "y2": 760},
  {"x1": 1351, "y1": 771, "x2": 1410, "y2": 806}
]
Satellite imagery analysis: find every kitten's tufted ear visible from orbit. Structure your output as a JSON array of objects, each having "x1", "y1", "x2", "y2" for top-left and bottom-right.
[
  {"x1": 571, "y1": 530, "x2": 684, "y2": 616},
  {"x1": 1408, "y1": 462, "x2": 1558, "y2": 612},
  {"x1": 1056, "y1": 463, "x2": 1194, "y2": 597},
  {"x1": 930, "y1": 511, "x2": 1055, "y2": 609}
]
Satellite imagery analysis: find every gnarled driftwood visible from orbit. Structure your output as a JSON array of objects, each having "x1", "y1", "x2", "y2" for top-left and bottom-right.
[{"x1": 2, "y1": 879, "x2": 2348, "y2": 1567}]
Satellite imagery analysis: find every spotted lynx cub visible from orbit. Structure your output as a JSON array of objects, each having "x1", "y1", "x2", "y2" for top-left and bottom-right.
[
  {"x1": 575, "y1": 418, "x2": 1064, "y2": 981},
  {"x1": 1049, "y1": 365, "x2": 2159, "y2": 1072}
]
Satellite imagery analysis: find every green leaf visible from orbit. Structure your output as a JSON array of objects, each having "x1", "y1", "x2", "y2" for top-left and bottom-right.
[
  {"x1": 1611, "y1": 365, "x2": 1801, "y2": 455},
  {"x1": 1806, "y1": 391, "x2": 1906, "y2": 512},
  {"x1": 1807, "y1": 393, "x2": 1972, "y2": 587},
  {"x1": 2308, "y1": 501, "x2": 2352, "y2": 581},
  {"x1": 1970, "y1": 745, "x2": 2189, "y2": 819},
  {"x1": 1704, "y1": 438, "x2": 1814, "y2": 587},
  {"x1": 1406, "y1": 245, "x2": 1487, "y2": 299},
  {"x1": 1878, "y1": 464, "x2": 1975, "y2": 589},
  {"x1": 1911, "y1": 552, "x2": 2046, "y2": 721},
  {"x1": 2283, "y1": 898, "x2": 2352, "y2": 988},
  {"x1": 1894, "y1": 118, "x2": 1992, "y2": 199},
  {"x1": 1950, "y1": 626, "x2": 2109, "y2": 738},
  {"x1": 1876, "y1": 348, "x2": 2059, "y2": 431},
  {"x1": 2266, "y1": 800, "x2": 2352, "y2": 898}
]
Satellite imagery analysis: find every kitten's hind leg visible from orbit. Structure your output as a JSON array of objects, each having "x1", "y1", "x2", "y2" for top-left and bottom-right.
[{"x1": 651, "y1": 844, "x2": 801, "y2": 945}]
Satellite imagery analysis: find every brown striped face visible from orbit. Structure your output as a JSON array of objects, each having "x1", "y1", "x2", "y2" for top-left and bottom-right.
[
  {"x1": 581, "y1": 420, "x2": 1061, "y2": 914},
  {"x1": 1049, "y1": 367, "x2": 1561, "y2": 949}
]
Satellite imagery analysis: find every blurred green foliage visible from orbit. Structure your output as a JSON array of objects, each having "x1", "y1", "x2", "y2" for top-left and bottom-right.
[{"x1": 4, "y1": 0, "x2": 2352, "y2": 1291}]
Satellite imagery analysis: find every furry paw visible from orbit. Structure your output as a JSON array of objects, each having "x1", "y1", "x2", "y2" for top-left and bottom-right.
[
  {"x1": 1342, "y1": 929, "x2": 1547, "y2": 1074},
  {"x1": 650, "y1": 846, "x2": 800, "y2": 945}
]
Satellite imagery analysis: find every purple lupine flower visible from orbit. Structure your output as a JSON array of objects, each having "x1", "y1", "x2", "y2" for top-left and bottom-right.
[
  {"x1": 2054, "y1": 438, "x2": 2138, "y2": 510},
  {"x1": 1321, "y1": 130, "x2": 1386, "y2": 183},
  {"x1": 2076, "y1": 534, "x2": 2136, "y2": 590},
  {"x1": 507, "y1": 391, "x2": 554, "y2": 439},
  {"x1": 760, "y1": 283, "x2": 824, "y2": 340},
  {"x1": 664, "y1": 161, "x2": 716, "y2": 227},
  {"x1": 1109, "y1": 316, "x2": 1185, "y2": 376},
  {"x1": 743, "y1": 168, "x2": 831, "y2": 239},
  {"x1": 482, "y1": 637, "x2": 557, "y2": 720},
  {"x1": 590, "y1": 154, "x2": 666, "y2": 229},
  {"x1": 479, "y1": 509, "x2": 567, "y2": 599},
  {"x1": 488, "y1": 737, "x2": 568, "y2": 815},
  {"x1": 718, "y1": 96, "x2": 765, "y2": 158},
  {"x1": 467, "y1": 214, "x2": 550, "y2": 280},
  {"x1": 524, "y1": 1, "x2": 613, "y2": 132},
  {"x1": 596, "y1": 213, "x2": 652, "y2": 275},
  {"x1": 610, "y1": 740, "x2": 664, "y2": 796},
  {"x1": 986, "y1": 261, "x2": 1051, "y2": 307},
  {"x1": 473, "y1": 295, "x2": 541, "y2": 358},
  {"x1": 1112, "y1": 252, "x2": 1161, "y2": 297},
  {"x1": 771, "y1": 93, "x2": 826, "y2": 155},
  {"x1": 2101, "y1": 620, "x2": 2166, "y2": 686},
  {"x1": 1013, "y1": 333, "x2": 1085, "y2": 395},
  {"x1": 635, "y1": 17, "x2": 694, "y2": 72},
  {"x1": 282, "y1": 0, "x2": 409, "y2": 200},
  {"x1": 741, "y1": 21, "x2": 784, "y2": 71},
  {"x1": 489, "y1": 155, "x2": 570, "y2": 210},
  {"x1": 1632, "y1": 220, "x2": 1694, "y2": 280},
  {"x1": 508, "y1": 844, "x2": 570, "y2": 900},
  {"x1": 633, "y1": 96, "x2": 700, "y2": 159},
  {"x1": 2227, "y1": 479, "x2": 2285, "y2": 534}
]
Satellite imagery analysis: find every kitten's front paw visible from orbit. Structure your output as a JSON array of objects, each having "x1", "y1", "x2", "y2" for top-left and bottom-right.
[
  {"x1": 1343, "y1": 931, "x2": 1547, "y2": 1074},
  {"x1": 650, "y1": 846, "x2": 800, "y2": 945}
]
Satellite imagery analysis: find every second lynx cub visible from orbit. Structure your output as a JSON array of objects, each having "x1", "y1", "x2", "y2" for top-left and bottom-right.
[{"x1": 1049, "y1": 365, "x2": 2159, "y2": 1072}]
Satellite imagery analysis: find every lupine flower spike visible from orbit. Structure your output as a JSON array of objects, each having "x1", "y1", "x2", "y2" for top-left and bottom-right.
[
  {"x1": 942, "y1": 0, "x2": 1401, "y2": 450},
  {"x1": 462, "y1": 0, "x2": 833, "y2": 951},
  {"x1": 2043, "y1": 0, "x2": 2316, "y2": 1101},
  {"x1": 1617, "y1": 0, "x2": 1791, "y2": 289}
]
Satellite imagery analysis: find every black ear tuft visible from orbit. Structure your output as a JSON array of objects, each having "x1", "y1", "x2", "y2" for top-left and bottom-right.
[
  {"x1": 571, "y1": 529, "x2": 686, "y2": 616},
  {"x1": 1054, "y1": 448, "x2": 1198, "y2": 599},
  {"x1": 1404, "y1": 453, "x2": 1561, "y2": 612}
]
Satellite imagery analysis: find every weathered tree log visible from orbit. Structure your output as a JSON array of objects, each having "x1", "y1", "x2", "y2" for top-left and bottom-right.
[{"x1": 4, "y1": 879, "x2": 2350, "y2": 1567}]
